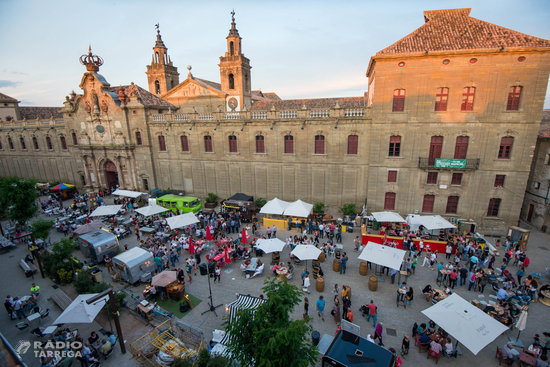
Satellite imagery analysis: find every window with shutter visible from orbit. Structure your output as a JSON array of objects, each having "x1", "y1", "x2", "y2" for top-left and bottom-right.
[
  {"x1": 498, "y1": 136, "x2": 514, "y2": 159},
  {"x1": 60, "y1": 136, "x2": 67, "y2": 150},
  {"x1": 256, "y1": 135, "x2": 265, "y2": 153},
  {"x1": 387, "y1": 170, "x2": 397, "y2": 183},
  {"x1": 72, "y1": 132, "x2": 78, "y2": 145},
  {"x1": 487, "y1": 198, "x2": 501, "y2": 217},
  {"x1": 445, "y1": 196, "x2": 459, "y2": 214},
  {"x1": 180, "y1": 135, "x2": 189, "y2": 152},
  {"x1": 284, "y1": 135, "x2": 294, "y2": 154},
  {"x1": 451, "y1": 173, "x2": 463, "y2": 185},
  {"x1": 461, "y1": 87, "x2": 475, "y2": 111},
  {"x1": 422, "y1": 194, "x2": 435, "y2": 213},
  {"x1": 384, "y1": 192, "x2": 396, "y2": 210},
  {"x1": 229, "y1": 135, "x2": 237, "y2": 153},
  {"x1": 135, "y1": 131, "x2": 142, "y2": 145},
  {"x1": 392, "y1": 89, "x2": 405, "y2": 112},
  {"x1": 389, "y1": 136, "x2": 401, "y2": 157},
  {"x1": 454, "y1": 136, "x2": 469, "y2": 159},
  {"x1": 435, "y1": 87, "x2": 449, "y2": 112},
  {"x1": 46, "y1": 136, "x2": 53, "y2": 150},
  {"x1": 494, "y1": 175, "x2": 506, "y2": 187},
  {"x1": 428, "y1": 136, "x2": 443, "y2": 165},
  {"x1": 427, "y1": 172, "x2": 438, "y2": 184},
  {"x1": 158, "y1": 135, "x2": 166, "y2": 151},
  {"x1": 347, "y1": 135, "x2": 358, "y2": 155},
  {"x1": 204, "y1": 135, "x2": 213, "y2": 152},
  {"x1": 506, "y1": 86, "x2": 522, "y2": 111},
  {"x1": 314, "y1": 135, "x2": 325, "y2": 154}
]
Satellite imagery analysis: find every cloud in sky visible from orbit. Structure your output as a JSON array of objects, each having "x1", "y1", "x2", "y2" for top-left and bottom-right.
[{"x1": 0, "y1": 80, "x2": 20, "y2": 88}]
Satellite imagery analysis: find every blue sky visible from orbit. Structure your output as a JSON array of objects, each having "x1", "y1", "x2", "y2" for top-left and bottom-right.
[{"x1": 0, "y1": 0, "x2": 549, "y2": 107}]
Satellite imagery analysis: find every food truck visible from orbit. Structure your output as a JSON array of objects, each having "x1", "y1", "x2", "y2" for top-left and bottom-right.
[
  {"x1": 113, "y1": 247, "x2": 155, "y2": 284},
  {"x1": 78, "y1": 229, "x2": 120, "y2": 263},
  {"x1": 156, "y1": 195, "x2": 202, "y2": 214}
]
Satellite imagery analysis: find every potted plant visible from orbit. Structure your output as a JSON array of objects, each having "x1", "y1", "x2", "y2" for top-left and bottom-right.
[{"x1": 205, "y1": 193, "x2": 219, "y2": 209}]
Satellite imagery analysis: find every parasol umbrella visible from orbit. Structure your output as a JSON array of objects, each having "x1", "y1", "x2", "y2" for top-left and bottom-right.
[
  {"x1": 206, "y1": 226, "x2": 213, "y2": 241},
  {"x1": 151, "y1": 270, "x2": 178, "y2": 287},
  {"x1": 290, "y1": 244, "x2": 322, "y2": 270},
  {"x1": 241, "y1": 228, "x2": 248, "y2": 244},
  {"x1": 52, "y1": 293, "x2": 108, "y2": 325},
  {"x1": 224, "y1": 247, "x2": 231, "y2": 264},
  {"x1": 255, "y1": 238, "x2": 286, "y2": 254},
  {"x1": 509, "y1": 309, "x2": 528, "y2": 348},
  {"x1": 50, "y1": 183, "x2": 76, "y2": 191},
  {"x1": 73, "y1": 220, "x2": 102, "y2": 235},
  {"x1": 188, "y1": 237, "x2": 195, "y2": 254}
]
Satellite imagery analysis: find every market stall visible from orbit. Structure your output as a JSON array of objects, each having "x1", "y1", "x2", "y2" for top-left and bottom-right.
[
  {"x1": 89, "y1": 205, "x2": 123, "y2": 217},
  {"x1": 78, "y1": 229, "x2": 120, "y2": 262},
  {"x1": 166, "y1": 213, "x2": 199, "y2": 230},
  {"x1": 223, "y1": 193, "x2": 256, "y2": 222},
  {"x1": 113, "y1": 247, "x2": 155, "y2": 284}
]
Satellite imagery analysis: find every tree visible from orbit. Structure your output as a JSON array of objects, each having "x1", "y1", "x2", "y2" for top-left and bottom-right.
[
  {"x1": 313, "y1": 202, "x2": 325, "y2": 214},
  {"x1": 340, "y1": 203, "x2": 356, "y2": 216},
  {"x1": 255, "y1": 197, "x2": 267, "y2": 209},
  {"x1": 224, "y1": 280, "x2": 318, "y2": 367},
  {"x1": 0, "y1": 177, "x2": 38, "y2": 225},
  {"x1": 31, "y1": 219, "x2": 54, "y2": 240}
]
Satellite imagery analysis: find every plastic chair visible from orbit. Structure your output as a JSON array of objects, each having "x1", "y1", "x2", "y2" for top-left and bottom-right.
[
  {"x1": 495, "y1": 347, "x2": 513, "y2": 366},
  {"x1": 427, "y1": 349, "x2": 440, "y2": 363},
  {"x1": 415, "y1": 335, "x2": 429, "y2": 353}
]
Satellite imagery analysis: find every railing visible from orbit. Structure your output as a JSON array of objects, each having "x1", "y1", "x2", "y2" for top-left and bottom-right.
[
  {"x1": 152, "y1": 114, "x2": 165, "y2": 122},
  {"x1": 251, "y1": 112, "x2": 267, "y2": 120},
  {"x1": 344, "y1": 109, "x2": 364, "y2": 117},
  {"x1": 224, "y1": 112, "x2": 240, "y2": 120},
  {"x1": 310, "y1": 110, "x2": 330, "y2": 118},
  {"x1": 418, "y1": 157, "x2": 480, "y2": 170},
  {"x1": 279, "y1": 111, "x2": 298, "y2": 119},
  {"x1": 198, "y1": 114, "x2": 214, "y2": 121},
  {"x1": 174, "y1": 114, "x2": 189, "y2": 121}
]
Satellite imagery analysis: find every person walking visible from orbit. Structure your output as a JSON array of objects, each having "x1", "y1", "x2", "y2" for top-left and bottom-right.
[
  {"x1": 303, "y1": 297, "x2": 309, "y2": 319},
  {"x1": 366, "y1": 300, "x2": 377, "y2": 327},
  {"x1": 104, "y1": 255, "x2": 113, "y2": 274},
  {"x1": 13, "y1": 297, "x2": 25, "y2": 320},
  {"x1": 373, "y1": 322, "x2": 384, "y2": 346},
  {"x1": 406, "y1": 286, "x2": 414, "y2": 307},
  {"x1": 272, "y1": 224, "x2": 277, "y2": 238},
  {"x1": 302, "y1": 272, "x2": 311, "y2": 294},
  {"x1": 4, "y1": 295, "x2": 14, "y2": 320},
  {"x1": 316, "y1": 295, "x2": 325, "y2": 321},
  {"x1": 214, "y1": 266, "x2": 221, "y2": 283},
  {"x1": 396, "y1": 282, "x2": 407, "y2": 307},
  {"x1": 332, "y1": 295, "x2": 341, "y2": 326},
  {"x1": 340, "y1": 252, "x2": 348, "y2": 274}
]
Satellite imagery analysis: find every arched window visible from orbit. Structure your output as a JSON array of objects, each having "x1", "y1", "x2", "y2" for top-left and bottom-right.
[
  {"x1": 284, "y1": 135, "x2": 294, "y2": 154},
  {"x1": 60, "y1": 136, "x2": 67, "y2": 150},
  {"x1": 204, "y1": 135, "x2": 213, "y2": 152},
  {"x1": 158, "y1": 135, "x2": 166, "y2": 151},
  {"x1": 228, "y1": 135, "x2": 237, "y2": 153},
  {"x1": 0, "y1": 138, "x2": 3, "y2": 150},
  {"x1": 155, "y1": 52, "x2": 159, "y2": 63},
  {"x1": 255, "y1": 135, "x2": 265, "y2": 153},
  {"x1": 347, "y1": 135, "x2": 358, "y2": 155},
  {"x1": 155, "y1": 80, "x2": 161, "y2": 94},
  {"x1": 228, "y1": 74, "x2": 235, "y2": 90},
  {"x1": 8, "y1": 136, "x2": 14, "y2": 150},
  {"x1": 180, "y1": 135, "x2": 189, "y2": 152},
  {"x1": 72, "y1": 132, "x2": 78, "y2": 145},
  {"x1": 20, "y1": 136, "x2": 26, "y2": 150},
  {"x1": 33, "y1": 136, "x2": 39, "y2": 150},
  {"x1": 230, "y1": 41, "x2": 234, "y2": 56},
  {"x1": 135, "y1": 131, "x2": 142, "y2": 145},
  {"x1": 392, "y1": 89, "x2": 405, "y2": 112},
  {"x1": 46, "y1": 136, "x2": 53, "y2": 150},
  {"x1": 314, "y1": 135, "x2": 325, "y2": 154}
]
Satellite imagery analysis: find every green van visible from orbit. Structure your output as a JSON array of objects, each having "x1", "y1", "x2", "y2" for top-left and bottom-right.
[{"x1": 156, "y1": 195, "x2": 202, "y2": 214}]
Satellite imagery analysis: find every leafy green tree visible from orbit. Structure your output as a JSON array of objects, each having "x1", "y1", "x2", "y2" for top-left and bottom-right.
[
  {"x1": 0, "y1": 177, "x2": 38, "y2": 225},
  {"x1": 31, "y1": 219, "x2": 54, "y2": 240},
  {"x1": 313, "y1": 202, "x2": 325, "y2": 214},
  {"x1": 255, "y1": 197, "x2": 267, "y2": 208},
  {"x1": 224, "y1": 280, "x2": 318, "y2": 367},
  {"x1": 340, "y1": 203, "x2": 356, "y2": 216}
]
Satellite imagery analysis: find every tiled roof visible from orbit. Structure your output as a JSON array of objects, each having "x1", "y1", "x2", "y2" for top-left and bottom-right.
[
  {"x1": 19, "y1": 107, "x2": 62, "y2": 120},
  {"x1": 377, "y1": 8, "x2": 550, "y2": 56},
  {"x1": 0, "y1": 92, "x2": 18, "y2": 103},
  {"x1": 263, "y1": 92, "x2": 281, "y2": 101},
  {"x1": 195, "y1": 78, "x2": 222, "y2": 92},
  {"x1": 250, "y1": 96, "x2": 365, "y2": 111},
  {"x1": 119, "y1": 84, "x2": 174, "y2": 108},
  {"x1": 251, "y1": 90, "x2": 281, "y2": 101},
  {"x1": 542, "y1": 110, "x2": 550, "y2": 122}
]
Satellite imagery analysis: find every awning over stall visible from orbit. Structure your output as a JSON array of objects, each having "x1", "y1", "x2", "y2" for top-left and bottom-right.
[
  {"x1": 406, "y1": 214, "x2": 456, "y2": 231},
  {"x1": 283, "y1": 200, "x2": 313, "y2": 218},
  {"x1": 166, "y1": 212, "x2": 199, "y2": 230},
  {"x1": 371, "y1": 211, "x2": 406, "y2": 223},
  {"x1": 357, "y1": 241, "x2": 406, "y2": 270},
  {"x1": 89, "y1": 205, "x2": 122, "y2": 217},
  {"x1": 259, "y1": 198, "x2": 290, "y2": 215},
  {"x1": 112, "y1": 189, "x2": 146, "y2": 198}
]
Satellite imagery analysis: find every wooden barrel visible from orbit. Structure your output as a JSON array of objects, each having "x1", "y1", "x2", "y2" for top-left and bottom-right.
[
  {"x1": 335, "y1": 249, "x2": 341, "y2": 260},
  {"x1": 368, "y1": 276, "x2": 378, "y2": 291},
  {"x1": 318, "y1": 252, "x2": 326, "y2": 262},
  {"x1": 312, "y1": 259, "x2": 320, "y2": 267},
  {"x1": 333, "y1": 259, "x2": 341, "y2": 272},
  {"x1": 312, "y1": 265, "x2": 320, "y2": 279},
  {"x1": 316, "y1": 277, "x2": 325, "y2": 292},
  {"x1": 359, "y1": 262, "x2": 368, "y2": 276},
  {"x1": 272, "y1": 252, "x2": 280, "y2": 264}
]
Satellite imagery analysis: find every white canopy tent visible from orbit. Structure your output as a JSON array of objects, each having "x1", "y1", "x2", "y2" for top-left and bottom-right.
[
  {"x1": 358, "y1": 241, "x2": 406, "y2": 270},
  {"x1": 371, "y1": 211, "x2": 406, "y2": 223},
  {"x1": 259, "y1": 198, "x2": 290, "y2": 215},
  {"x1": 135, "y1": 205, "x2": 169, "y2": 217},
  {"x1": 112, "y1": 189, "x2": 146, "y2": 198},
  {"x1": 53, "y1": 293, "x2": 109, "y2": 325},
  {"x1": 89, "y1": 205, "x2": 122, "y2": 217},
  {"x1": 166, "y1": 212, "x2": 199, "y2": 230},
  {"x1": 421, "y1": 293, "x2": 509, "y2": 355},
  {"x1": 283, "y1": 200, "x2": 313, "y2": 218},
  {"x1": 406, "y1": 214, "x2": 456, "y2": 231},
  {"x1": 255, "y1": 238, "x2": 287, "y2": 254}
]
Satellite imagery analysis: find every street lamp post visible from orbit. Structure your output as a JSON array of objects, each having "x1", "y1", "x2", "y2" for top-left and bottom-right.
[{"x1": 86, "y1": 288, "x2": 126, "y2": 354}]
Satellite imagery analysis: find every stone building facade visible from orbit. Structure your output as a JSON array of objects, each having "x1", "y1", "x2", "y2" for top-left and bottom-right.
[{"x1": 0, "y1": 8, "x2": 549, "y2": 232}]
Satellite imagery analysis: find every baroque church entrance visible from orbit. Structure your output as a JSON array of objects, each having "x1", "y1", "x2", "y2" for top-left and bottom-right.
[{"x1": 104, "y1": 161, "x2": 119, "y2": 189}]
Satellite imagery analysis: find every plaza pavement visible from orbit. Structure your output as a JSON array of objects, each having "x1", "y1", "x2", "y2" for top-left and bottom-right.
[{"x1": 1, "y1": 203, "x2": 550, "y2": 367}]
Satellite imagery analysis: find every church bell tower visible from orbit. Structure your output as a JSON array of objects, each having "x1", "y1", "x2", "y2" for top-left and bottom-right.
[
  {"x1": 146, "y1": 24, "x2": 179, "y2": 95},
  {"x1": 219, "y1": 11, "x2": 251, "y2": 111}
]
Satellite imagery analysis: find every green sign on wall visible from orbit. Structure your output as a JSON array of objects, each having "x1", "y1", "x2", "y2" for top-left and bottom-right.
[{"x1": 434, "y1": 158, "x2": 466, "y2": 169}]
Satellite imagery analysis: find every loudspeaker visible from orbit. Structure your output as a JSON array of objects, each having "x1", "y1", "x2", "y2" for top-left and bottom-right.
[
  {"x1": 199, "y1": 263, "x2": 208, "y2": 276},
  {"x1": 208, "y1": 262, "x2": 215, "y2": 275},
  {"x1": 179, "y1": 302, "x2": 190, "y2": 312}
]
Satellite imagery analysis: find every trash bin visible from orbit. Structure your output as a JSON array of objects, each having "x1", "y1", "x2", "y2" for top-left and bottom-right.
[
  {"x1": 92, "y1": 269, "x2": 103, "y2": 283},
  {"x1": 312, "y1": 331, "x2": 320, "y2": 346}
]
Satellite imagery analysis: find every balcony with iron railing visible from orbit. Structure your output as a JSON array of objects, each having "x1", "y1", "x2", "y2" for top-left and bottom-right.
[{"x1": 418, "y1": 157, "x2": 480, "y2": 170}]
